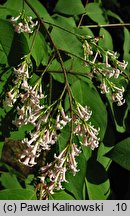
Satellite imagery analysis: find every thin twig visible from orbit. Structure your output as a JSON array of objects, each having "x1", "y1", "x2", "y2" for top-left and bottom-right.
[
  {"x1": 37, "y1": 69, "x2": 92, "y2": 79},
  {"x1": 80, "y1": 23, "x2": 130, "y2": 28},
  {"x1": 49, "y1": 75, "x2": 52, "y2": 106},
  {"x1": 78, "y1": 0, "x2": 89, "y2": 28}
]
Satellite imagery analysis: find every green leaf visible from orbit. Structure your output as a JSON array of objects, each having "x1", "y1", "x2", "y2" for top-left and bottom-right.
[
  {"x1": 0, "y1": 142, "x2": 4, "y2": 159},
  {"x1": 0, "y1": 44, "x2": 7, "y2": 64},
  {"x1": 98, "y1": 28, "x2": 113, "y2": 50},
  {"x1": 86, "y1": 3, "x2": 107, "y2": 24},
  {"x1": 63, "y1": 152, "x2": 86, "y2": 199},
  {"x1": 0, "y1": 6, "x2": 17, "y2": 19},
  {"x1": 86, "y1": 179, "x2": 110, "y2": 200},
  {"x1": 71, "y1": 80, "x2": 107, "y2": 140},
  {"x1": 49, "y1": 190, "x2": 75, "y2": 200},
  {"x1": 106, "y1": 138, "x2": 130, "y2": 170},
  {"x1": 58, "y1": 125, "x2": 70, "y2": 152},
  {"x1": 25, "y1": 175, "x2": 35, "y2": 190},
  {"x1": 26, "y1": 0, "x2": 53, "y2": 22},
  {"x1": 86, "y1": 157, "x2": 110, "y2": 200},
  {"x1": 123, "y1": 28, "x2": 130, "y2": 71},
  {"x1": 123, "y1": 28, "x2": 130, "y2": 55},
  {"x1": 0, "y1": 67, "x2": 13, "y2": 95},
  {"x1": 0, "y1": 189, "x2": 36, "y2": 200},
  {"x1": 107, "y1": 10, "x2": 123, "y2": 23},
  {"x1": 49, "y1": 58, "x2": 91, "y2": 84},
  {"x1": 51, "y1": 17, "x2": 83, "y2": 57},
  {"x1": 55, "y1": 0, "x2": 85, "y2": 15},
  {"x1": 8, "y1": 33, "x2": 29, "y2": 66},
  {"x1": 0, "y1": 19, "x2": 14, "y2": 62},
  {"x1": 0, "y1": 19, "x2": 29, "y2": 66},
  {"x1": 10, "y1": 124, "x2": 34, "y2": 140},
  {"x1": 53, "y1": 15, "x2": 76, "y2": 29},
  {"x1": 27, "y1": 32, "x2": 48, "y2": 66},
  {"x1": 3, "y1": 0, "x2": 53, "y2": 22},
  {"x1": 75, "y1": 26, "x2": 94, "y2": 37},
  {"x1": 3, "y1": 0, "x2": 23, "y2": 12},
  {"x1": 82, "y1": 146, "x2": 92, "y2": 161},
  {"x1": 86, "y1": 157, "x2": 108, "y2": 184},
  {"x1": 0, "y1": 173, "x2": 22, "y2": 189},
  {"x1": 106, "y1": 98, "x2": 126, "y2": 133},
  {"x1": 97, "y1": 142, "x2": 112, "y2": 170}
]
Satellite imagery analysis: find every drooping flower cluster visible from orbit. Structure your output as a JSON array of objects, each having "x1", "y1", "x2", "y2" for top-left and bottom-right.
[
  {"x1": 73, "y1": 103, "x2": 100, "y2": 150},
  {"x1": 10, "y1": 12, "x2": 38, "y2": 33},
  {"x1": 5, "y1": 59, "x2": 30, "y2": 107},
  {"x1": 83, "y1": 38, "x2": 128, "y2": 106},
  {"x1": 20, "y1": 129, "x2": 57, "y2": 167},
  {"x1": 56, "y1": 106, "x2": 71, "y2": 130},
  {"x1": 5, "y1": 57, "x2": 73, "y2": 167},
  {"x1": 4, "y1": 12, "x2": 128, "y2": 200},
  {"x1": 40, "y1": 143, "x2": 81, "y2": 199}
]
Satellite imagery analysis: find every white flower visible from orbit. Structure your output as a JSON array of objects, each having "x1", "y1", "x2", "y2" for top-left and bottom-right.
[
  {"x1": 112, "y1": 86, "x2": 125, "y2": 106},
  {"x1": 118, "y1": 60, "x2": 128, "y2": 70},
  {"x1": 77, "y1": 103, "x2": 92, "y2": 121},
  {"x1": 5, "y1": 87, "x2": 19, "y2": 107},
  {"x1": 99, "y1": 80, "x2": 109, "y2": 94},
  {"x1": 56, "y1": 108, "x2": 71, "y2": 130},
  {"x1": 39, "y1": 143, "x2": 80, "y2": 198},
  {"x1": 10, "y1": 14, "x2": 38, "y2": 34},
  {"x1": 20, "y1": 143, "x2": 39, "y2": 167}
]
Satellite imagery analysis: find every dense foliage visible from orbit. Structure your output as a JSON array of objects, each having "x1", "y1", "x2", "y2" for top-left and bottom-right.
[{"x1": 0, "y1": 0, "x2": 130, "y2": 200}]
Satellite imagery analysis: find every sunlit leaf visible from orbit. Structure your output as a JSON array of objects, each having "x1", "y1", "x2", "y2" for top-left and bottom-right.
[
  {"x1": 0, "y1": 173, "x2": 22, "y2": 189},
  {"x1": 51, "y1": 16, "x2": 83, "y2": 56},
  {"x1": 86, "y1": 179, "x2": 110, "y2": 200},
  {"x1": 98, "y1": 28, "x2": 113, "y2": 50},
  {"x1": 86, "y1": 157, "x2": 110, "y2": 200},
  {"x1": 0, "y1": 189, "x2": 36, "y2": 200},
  {"x1": 106, "y1": 138, "x2": 130, "y2": 170},
  {"x1": 49, "y1": 190, "x2": 75, "y2": 200},
  {"x1": 86, "y1": 3, "x2": 107, "y2": 24},
  {"x1": 55, "y1": 0, "x2": 85, "y2": 15},
  {"x1": 10, "y1": 124, "x2": 34, "y2": 140}
]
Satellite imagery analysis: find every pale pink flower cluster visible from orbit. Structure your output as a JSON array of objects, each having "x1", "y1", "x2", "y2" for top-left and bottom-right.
[
  {"x1": 5, "y1": 60, "x2": 72, "y2": 167},
  {"x1": 14, "y1": 80, "x2": 45, "y2": 127},
  {"x1": 94, "y1": 53, "x2": 127, "y2": 106},
  {"x1": 111, "y1": 86, "x2": 125, "y2": 106},
  {"x1": 74, "y1": 103, "x2": 100, "y2": 150},
  {"x1": 40, "y1": 143, "x2": 81, "y2": 198},
  {"x1": 10, "y1": 14, "x2": 38, "y2": 33},
  {"x1": 83, "y1": 39, "x2": 127, "y2": 106},
  {"x1": 18, "y1": 105, "x2": 72, "y2": 167},
  {"x1": 20, "y1": 129, "x2": 57, "y2": 167},
  {"x1": 56, "y1": 107, "x2": 71, "y2": 130},
  {"x1": 99, "y1": 79, "x2": 125, "y2": 106},
  {"x1": 5, "y1": 61, "x2": 29, "y2": 107}
]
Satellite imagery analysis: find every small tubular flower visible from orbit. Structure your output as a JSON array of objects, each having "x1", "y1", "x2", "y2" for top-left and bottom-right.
[
  {"x1": 56, "y1": 106, "x2": 71, "y2": 130},
  {"x1": 10, "y1": 13, "x2": 38, "y2": 34}
]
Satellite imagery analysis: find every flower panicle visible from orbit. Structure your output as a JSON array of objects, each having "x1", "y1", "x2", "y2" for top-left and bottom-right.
[
  {"x1": 39, "y1": 143, "x2": 81, "y2": 199},
  {"x1": 73, "y1": 102, "x2": 100, "y2": 150}
]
